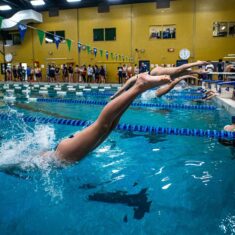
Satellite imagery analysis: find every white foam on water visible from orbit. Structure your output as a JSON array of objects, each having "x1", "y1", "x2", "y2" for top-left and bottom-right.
[
  {"x1": 140, "y1": 90, "x2": 156, "y2": 101},
  {"x1": 0, "y1": 113, "x2": 64, "y2": 200}
]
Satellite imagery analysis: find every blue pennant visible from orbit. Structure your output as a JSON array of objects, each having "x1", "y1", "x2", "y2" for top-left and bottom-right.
[
  {"x1": 78, "y1": 42, "x2": 82, "y2": 53},
  {"x1": 54, "y1": 35, "x2": 60, "y2": 49},
  {"x1": 18, "y1": 24, "x2": 27, "y2": 41},
  {"x1": 106, "y1": 51, "x2": 109, "y2": 59},
  {"x1": 94, "y1": 48, "x2": 97, "y2": 57}
]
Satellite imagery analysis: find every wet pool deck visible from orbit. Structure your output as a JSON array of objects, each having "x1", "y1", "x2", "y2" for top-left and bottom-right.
[{"x1": 215, "y1": 96, "x2": 235, "y2": 115}]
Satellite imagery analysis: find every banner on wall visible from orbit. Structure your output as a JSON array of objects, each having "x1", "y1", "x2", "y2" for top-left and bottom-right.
[
  {"x1": 100, "y1": 49, "x2": 103, "y2": 57},
  {"x1": 106, "y1": 51, "x2": 109, "y2": 60},
  {"x1": 0, "y1": 16, "x2": 3, "y2": 29},
  {"x1": 37, "y1": 29, "x2": 45, "y2": 45},
  {"x1": 94, "y1": 48, "x2": 97, "y2": 57},
  {"x1": 78, "y1": 42, "x2": 82, "y2": 53},
  {"x1": 86, "y1": 45, "x2": 91, "y2": 54},
  {"x1": 66, "y1": 39, "x2": 72, "y2": 51},
  {"x1": 54, "y1": 35, "x2": 60, "y2": 49},
  {"x1": 18, "y1": 24, "x2": 27, "y2": 41}
]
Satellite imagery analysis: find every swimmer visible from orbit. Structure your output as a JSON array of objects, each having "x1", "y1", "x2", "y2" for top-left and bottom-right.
[
  {"x1": 111, "y1": 61, "x2": 208, "y2": 100},
  {"x1": 225, "y1": 64, "x2": 235, "y2": 80},
  {"x1": 218, "y1": 116, "x2": 235, "y2": 147},
  {"x1": 52, "y1": 73, "x2": 171, "y2": 163},
  {"x1": 192, "y1": 90, "x2": 216, "y2": 103},
  {"x1": 155, "y1": 75, "x2": 198, "y2": 97},
  {"x1": 224, "y1": 116, "x2": 235, "y2": 132}
]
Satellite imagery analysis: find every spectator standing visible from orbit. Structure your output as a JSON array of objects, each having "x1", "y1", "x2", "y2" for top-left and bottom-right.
[
  {"x1": 62, "y1": 64, "x2": 68, "y2": 83},
  {"x1": 87, "y1": 65, "x2": 93, "y2": 83},
  {"x1": 55, "y1": 66, "x2": 60, "y2": 83},
  {"x1": 118, "y1": 66, "x2": 123, "y2": 84},
  {"x1": 81, "y1": 65, "x2": 87, "y2": 83},
  {"x1": 217, "y1": 59, "x2": 224, "y2": 81},
  {"x1": 99, "y1": 65, "x2": 106, "y2": 83},
  {"x1": 94, "y1": 65, "x2": 100, "y2": 83},
  {"x1": 74, "y1": 65, "x2": 80, "y2": 83},
  {"x1": 12, "y1": 65, "x2": 17, "y2": 81},
  {"x1": 134, "y1": 64, "x2": 139, "y2": 75},
  {"x1": 205, "y1": 61, "x2": 214, "y2": 80}
]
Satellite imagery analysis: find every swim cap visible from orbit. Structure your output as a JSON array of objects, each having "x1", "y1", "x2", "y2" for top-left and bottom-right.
[{"x1": 232, "y1": 116, "x2": 235, "y2": 123}]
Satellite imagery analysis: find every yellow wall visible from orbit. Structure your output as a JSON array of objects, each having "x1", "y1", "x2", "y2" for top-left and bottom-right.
[{"x1": 1, "y1": 0, "x2": 235, "y2": 82}]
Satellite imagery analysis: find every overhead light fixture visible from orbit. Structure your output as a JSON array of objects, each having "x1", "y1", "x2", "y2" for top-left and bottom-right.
[
  {"x1": 30, "y1": 0, "x2": 45, "y2": 6},
  {"x1": 66, "y1": 0, "x2": 82, "y2": 3},
  {"x1": 0, "y1": 5, "x2": 12, "y2": 11}
]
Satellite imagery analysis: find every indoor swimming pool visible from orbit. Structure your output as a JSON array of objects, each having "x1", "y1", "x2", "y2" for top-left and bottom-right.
[{"x1": 0, "y1": 83, "x2": 235, "y2": 235}]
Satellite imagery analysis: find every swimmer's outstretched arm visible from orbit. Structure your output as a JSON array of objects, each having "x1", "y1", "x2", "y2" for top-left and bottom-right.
[
  {"x1": 204, "y1": 93, "x2": 216, "y2": 100},
  {"x1": 55, "y1": 73, "x2": 171, "y2": 163},
  {"x1": 155, "y1": 75, "x2": 198, "y2": 98}
]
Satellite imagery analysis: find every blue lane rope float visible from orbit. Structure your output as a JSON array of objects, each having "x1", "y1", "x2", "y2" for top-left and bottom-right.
[
  {"x1": 36, "y1": 98, "x2": 216, "y2": 110},
  {"x1": 165, "y1": 95, "x2": 203, "y2": 100},
  {"x1": 0, "y1": 113, "x2": 234, "y2": 139}
]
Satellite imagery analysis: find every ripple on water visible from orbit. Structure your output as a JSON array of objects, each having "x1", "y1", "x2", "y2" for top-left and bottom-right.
[{"x1": 219, "y1": 214, "x2": 235, "y2": 234}]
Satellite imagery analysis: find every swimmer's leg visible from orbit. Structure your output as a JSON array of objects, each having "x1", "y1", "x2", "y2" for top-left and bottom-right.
[
  {"x1": 56, "y1": 73, "x2": 171, "y2": 162},
  {"x1": 150, "y1": 61, "x2": 208, "y2": 78}
]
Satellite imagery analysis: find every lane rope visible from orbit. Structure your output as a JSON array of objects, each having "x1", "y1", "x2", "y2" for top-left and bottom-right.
[
  {"x1": 36, "y1": 98, "x2": 216, "y2": 110},
  {"x1": 0, "y1": 113, "x2": 234, "y2": 139}
]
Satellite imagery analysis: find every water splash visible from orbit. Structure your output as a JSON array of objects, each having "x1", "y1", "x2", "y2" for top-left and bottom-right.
[{"x1": 0, "y1": 108, "x2": 64, "y2": 201}]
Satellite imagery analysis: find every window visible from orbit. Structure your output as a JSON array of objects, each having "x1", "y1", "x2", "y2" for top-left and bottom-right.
[
  {"x1": 149, "y1": 25, "x2": 176, "y2": 39},
  {"x1": 12, "y1": 33, "x2": 21, "y2": 45},
  {"x1": 0, "y1": 31, "x2": 21, "y2": 45},
  {"x1": 105, "y1": 28, "x2": 116, "y2": 41},
  {"x1": 213, "y1": 22, "x2": 228, "y2": 37},
  {"x1": 228, "y1": 22, "x2": 235, "y2": 37},
  {"x1": 93, "y1": 28, "x2": 116, "y2": 41},
  {"x1": 93, "y1": 28, "x2": 104, "y2": 41},
  {"x1": 45, "y1": 30, "x2": 65, "y2": 43}
]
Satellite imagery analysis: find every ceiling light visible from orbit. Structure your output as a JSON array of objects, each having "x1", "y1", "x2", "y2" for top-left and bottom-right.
[
  {"x1": 66, "y1": 0, "x2": 82, "y2": 3},
  {"x1": 0, "y1": 5, "x2": 12, "y2": 11},
  {"x1": 30, "y1": 0, "x2": 45, "y2": 6}
]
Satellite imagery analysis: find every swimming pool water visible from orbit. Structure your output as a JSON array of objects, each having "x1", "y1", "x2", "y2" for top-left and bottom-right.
[{"x1": 0, "y1": 88, "x2": 235, "y2": 235}]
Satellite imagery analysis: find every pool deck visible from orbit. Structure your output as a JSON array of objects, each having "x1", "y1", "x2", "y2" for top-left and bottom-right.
[{"x1": 215, "y1": 96, "x2": 235, "y2": 115}]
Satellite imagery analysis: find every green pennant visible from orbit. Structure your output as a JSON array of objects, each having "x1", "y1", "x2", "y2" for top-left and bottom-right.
[
  {"x1": 37, "y1": 29, "x2": 45, "y2": 45},
  {"x1": 66, "y1": 39, "x2": 72, "y2": 51},
  {"x1": 0, "y1": 16, "x2": 3, "y2": 30},
  {"x1": 87, "y1": 45, "x2": 91, "y2": 54},
  {"x1": 111, "y1": 52, "x2": 113, "y2": 59},
  {"x1": 100, "y1": 49, "x2": 103, "y2": 57}
]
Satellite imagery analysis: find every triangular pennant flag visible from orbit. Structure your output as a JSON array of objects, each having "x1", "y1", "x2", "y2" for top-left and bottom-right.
[
  {"x1": 87, "y1": 45, "x2": 91, "y2": 54},
  {"x1": 122, "y1": 55, "x2": 125, "y2": 62},
  {"x1": 106, "y1": 51, "x2": 109, "y2": 60},
  {"x1": 0, "y1": 16, "x2": 3, "y2": 30},
  {"x1": 66, "y1": 39, "x2": 72, "y2": 51},
  {"x1": 37, "y1": 29, "x2": 45, "y2": 45},
  {"x1": 54, "y1": 35, "x2": 60, "y2": 49},
  {"x1": 78, "y1": 42, "x2": 82, "y2": 53},
  {"x1": 100, "y1": 49, "x2": 103, "y2": 57},
  {"x1": 119, "y1": 55, "x2": 122, "y2": 60},
  {"x1": 18, "y1": 24, "x2": 27, "y2": 41},
  {"x1": 111, "y1": 52, "x2": 113, "y2": 59},
  {"x1": 94, "y1": 48, "x2": 97, "y2": 57},
  {"x1": 115, "y1": 54, "x2": 118, "y2": 61}
]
